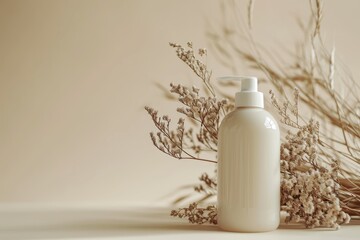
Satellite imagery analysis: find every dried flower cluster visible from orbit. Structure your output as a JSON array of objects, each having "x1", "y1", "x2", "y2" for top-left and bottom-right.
[
  {"x1": 170, "y1": 203, "x2": 217, "y2": 225},
  {"x1": 145, "y1": 106, "x2": 186, "y2": 160},
  {"x1": 171, "y1": 83, "x2": 229, "y2": 151},
  {"x1": 270, "y1": 89, "x2": 351, "y2": 228},
  {"x1": 275, "y1": 92, "x2": 351, "y2": 228},
  {"x1": 145, "y1": 0, "x2": 359, "y2": 230},
  {"x1": 169, "y1": 42, "x2": 214, "y2": 96}
]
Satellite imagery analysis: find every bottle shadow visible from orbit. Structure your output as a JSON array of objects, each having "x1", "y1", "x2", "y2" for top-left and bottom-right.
[
  {"x1": 0, "y1": 206, "x2": 219, "y2": 240},
  {"x1": 1, "y1": 206, "x2": 359, "y2": 239}
]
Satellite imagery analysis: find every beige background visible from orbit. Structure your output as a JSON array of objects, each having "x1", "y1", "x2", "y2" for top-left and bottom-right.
[{"x1": 0, "y1": 0, "x2": 359, "y2": 204}]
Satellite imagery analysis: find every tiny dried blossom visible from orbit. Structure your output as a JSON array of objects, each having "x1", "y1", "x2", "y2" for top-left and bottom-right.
[{"x1": 198, "y1": 48, "x2": 207, "y2": 57}]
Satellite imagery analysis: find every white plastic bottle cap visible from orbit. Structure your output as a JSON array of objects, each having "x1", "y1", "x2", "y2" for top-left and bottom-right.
[{"x1": 217, "y1": 76, "x2": 264, "y2": 108}]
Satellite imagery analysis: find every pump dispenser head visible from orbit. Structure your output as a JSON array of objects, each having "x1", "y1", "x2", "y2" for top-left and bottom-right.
[{"x1": 218, "y1": 76, "x2": 264, "y2": 108}]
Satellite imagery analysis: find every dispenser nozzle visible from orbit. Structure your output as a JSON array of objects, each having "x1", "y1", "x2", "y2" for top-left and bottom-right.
[
  {"x1": 217, "y1": 76, "x2": 257, "y2": 91},
  {"x1": 240, "y1": 77, "x2": 257, "y2": 92},
  {"x1": 217, "y1": 76, "x2": 263, "y2": 108}
]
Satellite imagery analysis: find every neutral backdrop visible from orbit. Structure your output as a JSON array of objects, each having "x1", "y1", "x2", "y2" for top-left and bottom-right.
[{"x1": 0, "y1": 0, "x2": 359, "y2": 204}]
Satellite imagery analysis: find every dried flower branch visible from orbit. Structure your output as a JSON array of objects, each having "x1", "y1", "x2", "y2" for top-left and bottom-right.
[
  {"x1": 311, "y1": 0, "x2": 323, "y2": 37},
  {"x1": 169, "y1": 42, "x2": 215, "y2": 97},
  {"x1": 247, "y1": 0, "x2": 255, "y2": 29},
  {"x1": 194, "y1": 172, "x2": 217, "y2": 195},
  {"x1": 269, "y1": 88, "x2": 300, "y2": 128},
  {"x1": 171, "y1": 203, "x2": 217, "y2": 225},
  {"x1": 145, "y1": 106, "x2": 216, "y2": 163},
  {"x1": 170, "y1": 83, "x2": 229, "y2": 150},
  {"x1": 145, "y1": 42, "x2": 232, "y2": 165}
]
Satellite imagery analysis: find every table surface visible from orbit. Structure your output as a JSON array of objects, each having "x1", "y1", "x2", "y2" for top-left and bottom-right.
[{"x1": 0, "y1": 204, "x2": 359, "y2": 240}]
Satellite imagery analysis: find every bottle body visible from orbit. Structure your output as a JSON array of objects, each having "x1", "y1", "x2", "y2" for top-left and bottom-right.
[{"x1": 217, "y1": 107, "x2": 280, "y2": 232}]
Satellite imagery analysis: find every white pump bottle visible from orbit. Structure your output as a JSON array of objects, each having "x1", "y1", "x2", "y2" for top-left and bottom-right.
[{"x1": 217, "y1": 76, "x2": 280, "y2": 232}]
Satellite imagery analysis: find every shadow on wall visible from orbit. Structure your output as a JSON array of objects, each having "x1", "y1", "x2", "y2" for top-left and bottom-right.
[{"x1": 0, "y1": 206, "x2": 217, "y2": 239}]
